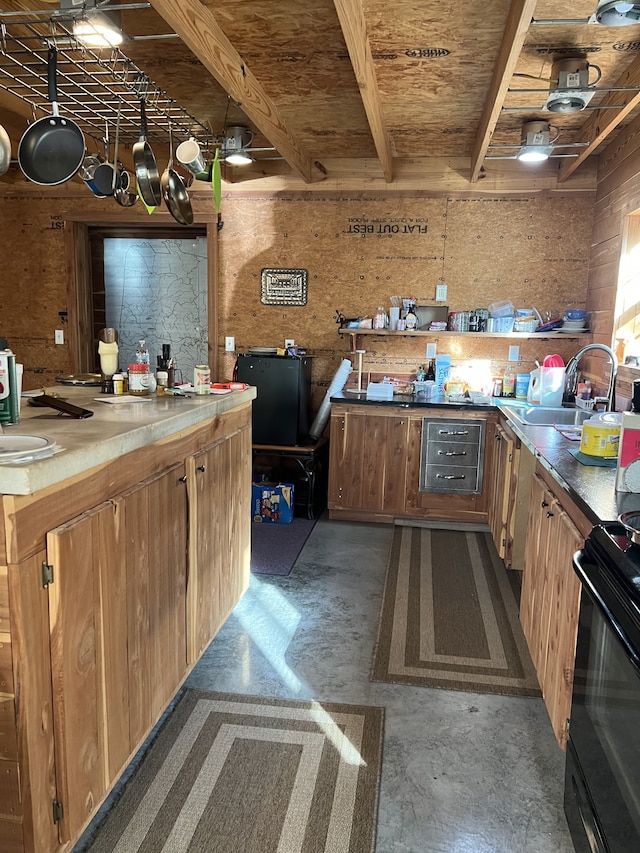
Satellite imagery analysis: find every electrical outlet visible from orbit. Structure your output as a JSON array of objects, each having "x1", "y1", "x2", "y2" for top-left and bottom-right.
[
  {"x1": 508, "y1": 345, "x2": 520, "y2": 362},
  {"x1": 426, "y1": 343, "x2": 437, "y2": 359},
  {"x1": 285, "y1": 338, "x2": 295, "y2": 348},
  {"x1": 54, "y1": 329, "x2": 64, "y2": 345},
  {"x1": 435, "y1": 284, "x2": 448, "y2": 302},
  {"x1": 225, "y1": 336, "x2": 235, "y2": 352}
]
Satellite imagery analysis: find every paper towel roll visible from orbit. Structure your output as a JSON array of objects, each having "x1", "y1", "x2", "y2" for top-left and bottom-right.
[{"x1": 309, "y1": 358, "x2": 352, "y2": 439}]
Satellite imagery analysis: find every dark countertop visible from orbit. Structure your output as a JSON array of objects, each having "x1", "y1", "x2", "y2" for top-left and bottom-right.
[{"x1": 330, "y1": 392, "x2": 640, "y2": 525}]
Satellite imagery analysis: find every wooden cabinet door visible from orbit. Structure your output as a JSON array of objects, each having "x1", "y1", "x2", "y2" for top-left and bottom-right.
[
  {"x1": 520, "y1": 473, "x2": 552, "y2": 675},
  {"x1": 328, "y1": 409, "x2": 409, "y2": 513},
  {"x1": 541, "y1": 506, "x2": 582, "y2": 748},
  {"x1": 47, "y1": 499, "x2": 129, "y2": 845},
  {"x1": 187, "y1": 425, "x2": 251, "y2": 664},
  {"x1": 124, "y1": 464, "x2": 188, "y2": 746},
  {"x1": 488, "y1": 423, "x2": 513, "y2": 559}
]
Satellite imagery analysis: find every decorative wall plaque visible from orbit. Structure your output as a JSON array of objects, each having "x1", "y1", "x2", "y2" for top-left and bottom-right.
[{"x1": 260, "y1": 268, "x2": 308, "y2": 306}]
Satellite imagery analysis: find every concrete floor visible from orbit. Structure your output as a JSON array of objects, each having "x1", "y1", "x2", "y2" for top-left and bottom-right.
[{"x1": 185, "y1": 515, "x2": 576, "y2": 853}]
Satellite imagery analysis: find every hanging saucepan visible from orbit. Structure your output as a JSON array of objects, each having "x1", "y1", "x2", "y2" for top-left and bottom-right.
[
  {"x1": 0, "y1": 125, "x2": 11, "y2": 176},
  {"x1": 133, "y1": 98, "x2": 161, "y2": 207},
  {"x1": 79, "y1": 153, "x2": 109, "y2": 198},
  {"x1": 18, "y1": 46, "x2": 85, "y2": 186},
  {"x1": 161, "y1": 121, "x2": 193, "y2": 225},
  {"x1": 91, "y1": 122, "x2": 118, "y2": 197},
  {"x1": 112, "y1": 106, "x2": 138, "y2": 208}
]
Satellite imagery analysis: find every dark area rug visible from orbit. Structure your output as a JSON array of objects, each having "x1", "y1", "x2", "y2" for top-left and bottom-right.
[
  {"x1": 251, "y1": 516, "x2": 318, "y2": 576},
  {"x1": 80, "y1": 688, "x2": 383, "y2": 853},
  {"x1": 371, "y1": 525, "x2": 541, "y2": 697}
]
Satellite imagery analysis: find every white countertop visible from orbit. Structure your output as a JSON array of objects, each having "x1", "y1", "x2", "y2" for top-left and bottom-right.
[{"x1": 0, "y1": 386, "x2": 256, "y2": 495}]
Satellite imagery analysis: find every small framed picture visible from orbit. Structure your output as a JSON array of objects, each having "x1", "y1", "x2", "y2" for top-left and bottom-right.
[{"x1": 261, "y1": 268, "x2": 308, "y2": 306}]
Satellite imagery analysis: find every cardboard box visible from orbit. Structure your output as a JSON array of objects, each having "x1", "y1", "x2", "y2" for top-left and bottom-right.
[
  {"x1": 252, "y1": 483, "x2": 294, "y2": 523},
  {"x1": 616, "y1": 413, "x2": 640, "y2": 492}
]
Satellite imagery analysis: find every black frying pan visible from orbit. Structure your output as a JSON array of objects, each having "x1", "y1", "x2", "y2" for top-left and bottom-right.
[
  {"x1": 133, "y1": 98, "x2": 161, "y2": 207},
  {"x1": 18, "y1": 47, "x2": 85, "y2": 186}
]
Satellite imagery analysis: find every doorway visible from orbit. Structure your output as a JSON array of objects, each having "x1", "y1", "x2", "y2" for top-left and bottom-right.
[{"x1": 89, "y1": 226, "x2": 208, "y2": 375}]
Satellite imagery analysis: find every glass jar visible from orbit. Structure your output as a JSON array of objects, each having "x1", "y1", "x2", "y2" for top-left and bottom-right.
[
  {"x1": 373, "y1": 306, "x2": 388, "y2": 330},
  {"x1": 128, "y1": 362, "x2": 150, "y2": 395}
]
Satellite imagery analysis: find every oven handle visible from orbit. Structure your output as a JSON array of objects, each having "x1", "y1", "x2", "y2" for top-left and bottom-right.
[{"x1": 573, "y1": 550, "x2": 640, "y2": 675}]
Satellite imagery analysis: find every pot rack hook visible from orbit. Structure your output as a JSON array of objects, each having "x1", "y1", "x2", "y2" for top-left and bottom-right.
[{"x1": 1, "y1": 23, "x2": 7, "y2": 56}]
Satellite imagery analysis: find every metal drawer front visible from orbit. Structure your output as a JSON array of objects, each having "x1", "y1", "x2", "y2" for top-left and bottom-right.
[
  {"x1": 426, "y1": 421, "x2": 482, "y2": 445},
  {"x1": 425, "y1": 439, "x2": 481, "y2": 467},
  {"x1": 423, "y1": 463, "x2": 480, "y2": 493}
]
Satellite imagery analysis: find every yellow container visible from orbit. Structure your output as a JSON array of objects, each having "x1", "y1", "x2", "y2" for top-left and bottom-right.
[{"x1": 580, "y1": 415, "x2": 622, "y2": 458}]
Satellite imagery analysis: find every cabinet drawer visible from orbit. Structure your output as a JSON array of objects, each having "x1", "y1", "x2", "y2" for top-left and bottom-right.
[
  {"x1": 425, "y1": 439, "x2": 481, "y2": 466},
  {"x1": 422, "y1": 463, "x2": 481, "y2": 493},
  {"x1": 426, "y1": 420, "x2": 482, "y2": 445}
]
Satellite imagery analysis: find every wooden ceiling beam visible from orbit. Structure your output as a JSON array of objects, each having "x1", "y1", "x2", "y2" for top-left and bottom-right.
[
  {"x1": 558, "y1": 53, "x2": 640, "y2": 182},
  {"x1": 332, "y1": 0, "x2": 393, "y2": 183},
  {"x1": 147, "y1": 0, "x2": 325, "y2": 183},
  {"x1": 470, "y1": 0, "x2": 538, "y2": 183}
]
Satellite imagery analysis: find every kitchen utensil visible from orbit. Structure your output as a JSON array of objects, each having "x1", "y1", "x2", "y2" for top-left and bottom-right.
[
  {"x1": 91, "y1": 121, "x2": 118, "y2": 197},
  {"x1": 18, "y1": 47, "x2": 85, "y2": 186},
  {"x1": 0, "y1": 435, "x2": 55, "y2": 460},
  {"x1": 112, "y1": 107, "x2": 138, "y2": 208},
  {"x1": 175, "y1": 137, "x2": 207, "y2": 175},
  {"x1": 56, "y1": 373, "x2": 101, "y2": 386},
  {"x1": 0, "y1": 124, "x2": 11, "y2": 176},
  {"x1": 133, "y1": 98, "x2": 162, "y2": 207},
  {"x1": 79, "y1": 153, "x2": 109, "y2": 197},
  {"x1": 161, "y1": 120, "x2": 194, "y2": 225}
]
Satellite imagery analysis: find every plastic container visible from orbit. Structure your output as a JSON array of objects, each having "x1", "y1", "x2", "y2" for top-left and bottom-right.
[
  {"x1": 580, "y1": 413, "x2": 622, "y2": 458},
  {"x1": 539, "y1": 366, "x2": 565, "y2": 407},
  {"x1": 527, "y1": 367, "x2": 541, "y2": 404},
  {"x1": 488, "y1": 299, "x2": 515, "y2": 317}
]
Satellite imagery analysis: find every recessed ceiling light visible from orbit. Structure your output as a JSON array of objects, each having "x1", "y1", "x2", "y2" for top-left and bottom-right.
[{"x1": 593, "y1": 1, "x2": 640, "y2": 26}]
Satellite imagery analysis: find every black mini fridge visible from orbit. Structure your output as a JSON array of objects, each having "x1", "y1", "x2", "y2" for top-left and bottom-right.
[{"x1": 235, "y1": 354, "x2": 312, "y2": 445}]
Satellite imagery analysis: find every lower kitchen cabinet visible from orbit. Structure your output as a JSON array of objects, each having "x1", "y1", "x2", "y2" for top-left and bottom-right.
[
  {"x1": 520, "y1": 467, "x2": 589, "y2": 749},
  {"x1": 328, "y1": 405, "x2": 410, "y2": 519},
  {"x1": 0, "y1": 404, "x2": 251, "y2": 853},
  {"x1": 328, "y1": 403, "x2": 496, "y2": 524}
]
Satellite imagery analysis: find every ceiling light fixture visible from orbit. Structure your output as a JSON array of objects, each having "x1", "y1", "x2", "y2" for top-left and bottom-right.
[
  {"x1": 591, "y1": 1, "x2": 640, "y2": 26},
  {"x1": 517, "y1": 121, "x2": 559, "y2": 163},
  {"x1": 544, "y1": 57, "x2": 601, "y2": 113},
  {"x1": 222, "y1": 126, "x2": 254, "y2": 165},
  {"x1": 59, "y1": 0, "x2": 124, "y2": 48}
]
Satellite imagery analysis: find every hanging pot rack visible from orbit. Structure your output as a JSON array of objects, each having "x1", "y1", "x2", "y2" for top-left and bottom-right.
[{"x1": 0, "y1": 14, "x2": 216, "y2": 155}]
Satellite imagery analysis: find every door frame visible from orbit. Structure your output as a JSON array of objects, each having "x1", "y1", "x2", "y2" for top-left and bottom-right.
[{"x1": 64, "y1": 212, "x2": 220, "y2": 378}]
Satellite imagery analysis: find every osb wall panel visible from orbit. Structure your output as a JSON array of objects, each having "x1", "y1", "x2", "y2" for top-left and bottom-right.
[{"x1": 217, "y1": 192, "x2": 595, "y2": 404}]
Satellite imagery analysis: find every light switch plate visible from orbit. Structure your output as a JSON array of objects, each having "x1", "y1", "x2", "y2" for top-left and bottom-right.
[
  {"x1": 225, "y1": 336, "x2": 235, "y2": 352},
  {"x1": 285, "y1": 338, "x2": 295, "y2": 347},
  {"x1": 435, "y1": 284, "x2": 448, "y2": 302},
  {"x1": 54, "y1": 329, "x2": 64, "y2": 345},
  {"x1": 426, "y1": 343, "x2": 437, "y2": 359},
  {"x1": 508, "y1": 345, "x2": 520, "y2": 362}
]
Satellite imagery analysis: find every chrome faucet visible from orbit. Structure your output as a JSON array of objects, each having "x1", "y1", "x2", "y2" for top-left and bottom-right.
[{"x1": 563, "y1": 343, "x2": 618, "y2": 411}]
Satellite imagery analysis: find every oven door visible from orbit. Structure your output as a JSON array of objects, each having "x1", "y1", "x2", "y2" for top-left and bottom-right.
[{"x1": 565, "y1": 548, "x2": 640, "y2": 853}]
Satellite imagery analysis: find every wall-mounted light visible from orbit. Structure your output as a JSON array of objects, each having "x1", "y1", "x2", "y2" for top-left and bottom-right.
[
  {"x1": 591, "y1": 1, "x2": 640, "y2": 26},
  {"x1": 222, "y1": 126, "x2": 254, "y2": 165},
  {"x1": 59, "y1": 0, "x2": 124, "y2": 48},
  {"x1": 517, "y1": 121, "x2": 559, "y2": 162}
]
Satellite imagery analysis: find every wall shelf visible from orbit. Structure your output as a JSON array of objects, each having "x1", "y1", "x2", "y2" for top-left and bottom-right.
[{"x1": 338, "y1": 328, "x2": 590, "y2": 342}]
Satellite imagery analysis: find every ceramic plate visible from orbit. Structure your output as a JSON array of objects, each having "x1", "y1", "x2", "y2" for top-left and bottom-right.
[
  {"x1": 0, "y1": 435, "x2": 55, "y2": 460},
  {"x1": 559, "y1": 328, "x2": 589, "y2": 333},
  {"x1": 56, "y1": 373, "x2": 102, "y2": 386}
]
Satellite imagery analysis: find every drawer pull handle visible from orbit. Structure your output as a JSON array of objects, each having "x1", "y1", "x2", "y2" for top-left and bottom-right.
[
  {"x1": 197, "y1": 464, "x2": 206, "y2": 472},
  {"x1": 546, "y1": 510, "x2": 554, "y2": 518},
  {"x1": 438, "y1": 429, "x2": 469, "y2": 436},
  {"x1": 541, "y1": 500, "x2": 549, "y2": 507},
  {"x1": 438, "y1": 450, "x2": 467, "y2": 457},
  {"x1": 179, "y1": 475, "x2": 187, "y2": 484},
  {"x1": 436, "y1": 473, "x2": 466, "y2": 480}
]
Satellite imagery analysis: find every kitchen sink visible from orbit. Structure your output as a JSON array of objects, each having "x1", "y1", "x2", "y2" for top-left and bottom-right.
[{"x1": 504, "y1": 406, "x2": 592, "y2": 427}]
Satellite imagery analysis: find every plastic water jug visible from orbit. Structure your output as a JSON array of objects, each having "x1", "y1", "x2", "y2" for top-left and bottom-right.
[
  {"x1": 527, "y1": 367, "x2": 541, "y2": 404},
  {"x1": 539, "y1": 366, "x2": 565, "y2": 407}
]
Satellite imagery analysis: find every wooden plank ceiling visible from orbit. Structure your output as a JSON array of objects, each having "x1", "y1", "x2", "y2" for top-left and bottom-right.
[{"x1": 0, "y1": 0, "x2": 639, "y2": 186}]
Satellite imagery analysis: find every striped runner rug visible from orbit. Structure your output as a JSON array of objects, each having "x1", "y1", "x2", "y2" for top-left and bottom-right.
[
  {"x1": 371, "y1": 526, "x2": 541, "y2": 697},
  {"x1": 82, "y1": 689, "x2": 383, "y2": 853}
]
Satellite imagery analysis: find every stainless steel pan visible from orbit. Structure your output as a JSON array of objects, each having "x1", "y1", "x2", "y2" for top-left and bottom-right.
[
  {"x1": 113, "y1": 107, "x2": 138, "y2": 208},
  {"x1": 0, "y1": 125, "x2": 11, "y2": 176},
  {"x1": 132, "y1": 98, "x2": 161, "y2": 207},
  {"x1": 18, "y1": 47, "x2": 85, "y2": 186},
  {"x1": 161, "y1": 121, "x2": 193, "y2": 225}
]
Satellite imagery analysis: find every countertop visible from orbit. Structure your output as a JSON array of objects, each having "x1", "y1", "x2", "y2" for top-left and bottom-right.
[
  {"x1": 0, "y1": 386, "x2": 256, "y2": 495},
  {"x1": 330, "y1": 391, "x2": 640, "y2": 525}
]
